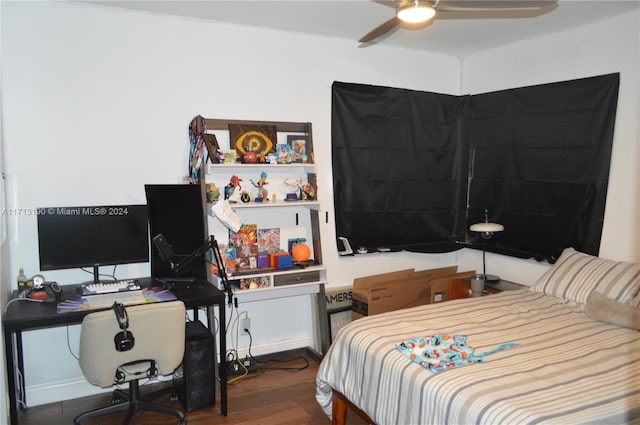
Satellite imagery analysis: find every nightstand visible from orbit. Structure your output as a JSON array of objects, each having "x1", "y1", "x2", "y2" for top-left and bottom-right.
[
  {"x1": 449, "y1": 278, "x2": 525, "y2": 300},
  {"x1": 485, "y1": 280, "x2": 526, "y2": 292}
]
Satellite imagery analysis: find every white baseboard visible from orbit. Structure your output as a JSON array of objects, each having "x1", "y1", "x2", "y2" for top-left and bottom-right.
[
  {"x1": 232, "y1": 336, "x2": 313, "y2": 359},
  {"x1": 25, "y1": 336, "x2": 313, "y2": 407},
  {"x1": 26, "y1": 379, "x2": 108, "y2": 407}
]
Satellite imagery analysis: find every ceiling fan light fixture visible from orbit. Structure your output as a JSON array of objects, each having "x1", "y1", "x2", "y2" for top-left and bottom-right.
[{"x1": 397, "y1": 0, "x2": 436, "y2": 24}]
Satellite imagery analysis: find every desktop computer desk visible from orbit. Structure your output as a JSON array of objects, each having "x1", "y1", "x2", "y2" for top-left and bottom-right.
[{"x1": 3, "y1": 278, "x2": 227, "y2": 425}]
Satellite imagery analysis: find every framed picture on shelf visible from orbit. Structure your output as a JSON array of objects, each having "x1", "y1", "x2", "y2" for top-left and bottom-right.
[
  {"x1": 203, "y1": 133, "x2": 221, "y2": 164},
  {"x1": 229, "y1": 124, "x2": 277, "y2": 157},
  {"x1": 287, "y1": 135, "x2": 312, "y2": 163},
  {"x1": 229, "y1": 224, "x2": 257, "y2": 247},
  {"x1": 258, "y1": 228, "x2": 280, "y2": 253}
]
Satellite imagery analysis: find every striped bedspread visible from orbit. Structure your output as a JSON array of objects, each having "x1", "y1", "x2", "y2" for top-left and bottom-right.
[{"x1": 316, "y1": 289, "x2": 640, "y2": 424}]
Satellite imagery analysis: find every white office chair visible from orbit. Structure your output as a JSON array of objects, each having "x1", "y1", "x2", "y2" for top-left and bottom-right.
[{"x1": 74, "y1": 300, "x2": 187, "y2": 425}]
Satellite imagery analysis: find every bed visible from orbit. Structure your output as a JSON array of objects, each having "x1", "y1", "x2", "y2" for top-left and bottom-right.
[{"x1": 316, "y1": 248, "x2": 640, "y2": 424}]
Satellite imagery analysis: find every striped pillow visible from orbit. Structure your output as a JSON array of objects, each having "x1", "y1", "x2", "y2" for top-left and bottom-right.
[
  {"x1": 631, "y1": 290, "x2": 640, "y2": 309},
  {"x1": 530, "y1": 248, "x2": 640, "y2": 305}
]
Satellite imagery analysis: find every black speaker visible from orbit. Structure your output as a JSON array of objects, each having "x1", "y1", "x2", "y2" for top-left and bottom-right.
[{"x1": 179, "y1": 320, "x2": 215, "y2": 411}]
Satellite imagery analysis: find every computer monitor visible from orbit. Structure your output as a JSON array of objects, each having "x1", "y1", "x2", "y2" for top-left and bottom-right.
[
  {"x1": 144, "y1": 184, "x2": 208, "y2": 281},
  {"x1": 37, "y1": 205, "x2": 150, "y2": 283}
]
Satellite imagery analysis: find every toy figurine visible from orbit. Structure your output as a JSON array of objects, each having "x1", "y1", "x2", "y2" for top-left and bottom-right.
[
  {"x1": 250, "y1": 171, "x2": 269, "y2": 202},
  {"x1": 266, "y1": 152, "x2": 278, "y2": 164},
  {"x1": 277, "y1": 144, "x2": 292, "y2": 164},
  {"x1": 243, "y1": 146, "x2": 258, "y2": 164},
  {"x1": 213, "y1": 149, "x2": 225, "y2": 164},
  {"x1": 283, "y1": 178, "x2": 303, "y2": 201},
  {"x1": 224, "y1": 175, "x2": 242, "y2": 203},
  {"x1": 206, "y1": 183, "x2": 220, "y2": 204},
  {"x1": 240, "y1": 191, "x2": 252, "y2": 203},
  {"x1": 300, "y1": 182, "x2": 316, "y2": 200}
]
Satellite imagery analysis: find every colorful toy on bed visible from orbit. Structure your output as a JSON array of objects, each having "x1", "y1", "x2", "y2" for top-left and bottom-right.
[{"x1": 396, "y1": 334, "x2": 519, "y2": 374}]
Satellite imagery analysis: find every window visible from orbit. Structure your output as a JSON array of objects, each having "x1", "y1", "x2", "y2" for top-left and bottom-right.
[{"x1": 332, "y1": 74, "x2": 619, "y2": 263}]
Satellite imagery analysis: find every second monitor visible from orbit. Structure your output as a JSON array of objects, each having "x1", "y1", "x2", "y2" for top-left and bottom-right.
[{"x1": 145, "y1": 184, "x2": 208, "y2": 282}]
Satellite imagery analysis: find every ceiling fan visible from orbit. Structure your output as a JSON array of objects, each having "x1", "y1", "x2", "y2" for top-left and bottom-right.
[{"x1": 359, "y1": 0, "x2": 559, "y2": 43}]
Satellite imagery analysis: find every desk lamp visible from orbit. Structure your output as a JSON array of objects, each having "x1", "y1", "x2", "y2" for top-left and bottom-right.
[{"x1": 469, "y1": 209, "x2": 504, "y2": 283}]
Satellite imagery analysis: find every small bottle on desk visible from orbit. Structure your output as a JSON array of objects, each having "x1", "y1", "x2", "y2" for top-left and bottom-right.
[{"x1": 17, "y1": 267, "x2": 28, "y2": 298}]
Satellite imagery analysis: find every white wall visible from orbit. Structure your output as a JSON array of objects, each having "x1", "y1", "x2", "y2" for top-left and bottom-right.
[
  {"x1": 457, "y1": 8, "x2": 640, "y2": 283},
  {"x1": 1, "y1": 1, "x2": 461, "y2": 406}
]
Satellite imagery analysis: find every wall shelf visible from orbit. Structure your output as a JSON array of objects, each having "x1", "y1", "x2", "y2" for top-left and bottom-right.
[
  {"x1": 206, "y1": 163, "x2": 316, "y2": 172},
  {"x1": 207, "y1": 200, "x2": 320, "y2": 211}
]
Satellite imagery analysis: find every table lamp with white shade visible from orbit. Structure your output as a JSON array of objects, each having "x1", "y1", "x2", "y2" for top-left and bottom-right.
[{"x1": 469, "y1": 209, "x2": 504, "y2": 289}]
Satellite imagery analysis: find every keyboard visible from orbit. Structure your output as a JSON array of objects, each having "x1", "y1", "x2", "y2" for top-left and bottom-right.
[
  {"x1": 83, "y1": 290, "x2": 146, "y2": 308},
  {"x1": 81, "y1": 280, "x2": 141, "y2": 296}
]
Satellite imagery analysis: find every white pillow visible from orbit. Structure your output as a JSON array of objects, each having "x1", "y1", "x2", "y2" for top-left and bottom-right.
[{"x1": 530, "y1": 248, "x2": 640, "y2": 305}]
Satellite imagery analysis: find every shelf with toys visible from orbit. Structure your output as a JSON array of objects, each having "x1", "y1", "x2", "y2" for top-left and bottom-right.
[
  {"x1": 204, "y1": 164, "x2": 319, "y2": 210},
  {"x1": 198, "y1": 118, "x2": 325, "y2": 298}
]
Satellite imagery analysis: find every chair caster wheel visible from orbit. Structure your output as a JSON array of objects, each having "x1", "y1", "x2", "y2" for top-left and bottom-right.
[
  {"x1": 169, "y1": 393, "x2": 180, "y2": 404},
  {"x1": 177, "y1": 419, "x2": 186, "y2": 425}
]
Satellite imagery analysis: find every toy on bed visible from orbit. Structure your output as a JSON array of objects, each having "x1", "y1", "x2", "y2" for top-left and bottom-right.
[{"x1": 396, "y1": 334, "x2": 519, "y2": 373}]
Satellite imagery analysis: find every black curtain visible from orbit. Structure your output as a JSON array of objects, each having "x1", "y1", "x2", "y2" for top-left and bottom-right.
[
  {"x1": 332, "y1": 74, "x2": 619, "y2": 262},
  {"x1": 332, "y1": 82, "x2": 470, "y2": 253},
  {"x1": 468, "y1": 74, "x2": 619, "y2": 262}
]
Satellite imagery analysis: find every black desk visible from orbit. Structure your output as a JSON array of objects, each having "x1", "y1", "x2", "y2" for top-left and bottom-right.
[{"x1": 3, "y1": 278, "x2": 227, "y2": 425}]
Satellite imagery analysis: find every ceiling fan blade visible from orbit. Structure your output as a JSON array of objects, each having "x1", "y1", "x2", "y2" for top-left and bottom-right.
[
  {"x1": 435, "y1": 4, "x2": 557, "y2": 19},
  {"x1": 436, "y1": 1, "x2": 557, "y2": 12},
  {"x1": 359, "y1": 17, "x2": 401, "y2": 43}
]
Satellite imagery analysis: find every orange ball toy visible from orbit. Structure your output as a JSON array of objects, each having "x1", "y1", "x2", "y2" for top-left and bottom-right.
[{"x1": 292, "y1": 243, "x2": 311, "y2": 262}]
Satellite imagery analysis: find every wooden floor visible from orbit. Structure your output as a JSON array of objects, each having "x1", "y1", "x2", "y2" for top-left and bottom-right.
[{"x1": 18, "y1": 353, "x2": 370, "y2": 425}]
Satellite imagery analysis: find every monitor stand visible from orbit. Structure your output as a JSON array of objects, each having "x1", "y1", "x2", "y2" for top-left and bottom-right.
[
  {"x1": 92, "y1": 264, "x2": 101, "y2": 284},
  {"x1": 85, "y1": 264, "x2": 116, "y2": 284},
  {"x1": 78, "y1": 265, "x2": 109, "y2": 286}
]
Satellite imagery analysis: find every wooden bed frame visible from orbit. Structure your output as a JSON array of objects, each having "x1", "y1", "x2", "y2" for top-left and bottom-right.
[{"x1": 332, "y1": 390, "x2": 375, "y2": 425}]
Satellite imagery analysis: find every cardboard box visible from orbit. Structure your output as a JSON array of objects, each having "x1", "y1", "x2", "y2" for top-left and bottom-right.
[
  {"x1": 276, "y1": 254, "x2": 293, "y2": 269},
  {"x1": 257, "y1": 252, "x2": 269, "y2": 268},
  {"x1": 269, "y1": 252, "x2": 289, "y2": 268},
  {"x1": 352, "y1": 269, "x2": 414, "y2": 319},
  {"x1": 352, "y1": 265, "x2": 459, "y2": 319}
]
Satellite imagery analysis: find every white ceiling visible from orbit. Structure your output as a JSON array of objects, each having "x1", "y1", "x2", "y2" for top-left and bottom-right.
[{"x1": 87, "y1": 0, "x2": 639, "y2": 56}]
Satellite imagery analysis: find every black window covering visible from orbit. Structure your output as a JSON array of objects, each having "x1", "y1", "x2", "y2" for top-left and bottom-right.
[
  {"x1": 468, "y1": 74, "x2": 619, "y2": 262},
  {"x1": 332, "y1": 74, "x2": 619, "y2": 263},
  {"x1": 332, "y1": 82, "x2": 470, "y2": 253}
]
